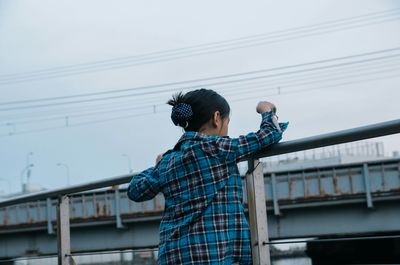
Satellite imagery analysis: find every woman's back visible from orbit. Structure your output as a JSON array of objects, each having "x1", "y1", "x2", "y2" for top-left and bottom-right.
[{"x1": 157, "y1": 131, "x2": 250, "y2": 264}]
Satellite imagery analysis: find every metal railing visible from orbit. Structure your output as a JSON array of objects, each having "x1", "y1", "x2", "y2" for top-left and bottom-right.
[{"x1": 1, "y1": 118, "x2": 400, "y2": 265}]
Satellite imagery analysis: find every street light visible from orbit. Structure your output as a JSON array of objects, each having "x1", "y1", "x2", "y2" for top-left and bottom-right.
[
  {"x1": 57, "y1": 163, "x2": 70, "y2": 186},
  {"x1": 20, "y1": 163, "x2": 34, "y2": 193},
  {"x1": 121, "y1": 154, "x2": 133, "y2": 173}
]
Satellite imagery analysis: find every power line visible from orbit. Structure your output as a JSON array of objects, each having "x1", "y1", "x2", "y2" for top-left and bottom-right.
[
  {"x1": 1, "y1": 63, "x2": 397, "y2": 126},
  {"x1": 1, "y1": 72, "x2": 398, "y2": 138},
  {"x1": 229, "y1": 67, "x2": 400, "y2": 96},
  {"x1": 2, "y1": 17, "x2": 398, "y2": 85},
  {"x1": 1, "y1": 47, "x2": 399, "y2": 134},
  {"x1": 2, "y1": 52, "x2": 399, "y2": 111},
  {"x1": 0, "y1": 110, "x2": 168, "y2": 137},
  {"x1": 4, "y1": 58, "x2": 399, "y2": 126},
  {"x1": 6, "y1": 54, "x2": 400, "y2": 121},
  {"x1": 1, "y1": 46, "x2": 400, "y2": 110},
  {"x1": 0, "y1": 54, "x2": 399, "y2": 131},
  {"x1": 3, "y1": 8, "x2": 399, "y2": 78},
  {"x1": 1, "y1": 51, "x2": 399, "y2": 128},
  {"x1": 228, "y1": 71, "x2": 400, "y2": 103},
  {"x1": 0, "y1": 9, "x2": 399, "y2": 84},
  {"x1": 212, "y1": 56, "x2": 400, "y2": 92}
]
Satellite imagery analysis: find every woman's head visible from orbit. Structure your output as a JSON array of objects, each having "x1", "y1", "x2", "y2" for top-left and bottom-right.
[{"x1": 167, "y1": 89, "x2": 230, "y2": 136}]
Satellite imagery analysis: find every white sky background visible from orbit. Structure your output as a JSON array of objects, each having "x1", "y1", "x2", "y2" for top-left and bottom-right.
[{"x1": 0, "y1": 0, "x2": 399, "y2": 194}]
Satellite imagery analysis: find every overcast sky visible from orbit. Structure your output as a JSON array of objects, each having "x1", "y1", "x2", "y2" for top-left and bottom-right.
[{"x1": 0, "y1": 0, "x2": 399, "y2": 194}]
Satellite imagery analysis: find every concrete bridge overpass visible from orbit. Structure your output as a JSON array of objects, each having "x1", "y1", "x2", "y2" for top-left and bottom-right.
[{"x1": 1, "y1": 158, "x2": 399, "y2": 260}]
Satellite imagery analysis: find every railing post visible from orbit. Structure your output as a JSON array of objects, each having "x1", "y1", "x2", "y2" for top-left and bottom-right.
[
  {"x1": 113, "y1": 185, "x2": 124, "y2": 229},
  {"x1": 57, "y1": 195, "x2": 72, "y2": 265},
  {"x1": 362, "y1": 163, "x2": 374, "y2": 208},
  {"x1": 246, "y1": 159, "x2": 271, "y2": 265},
  {"x1": 46, "y1": 198, "x2": 54, "y2": 234}
]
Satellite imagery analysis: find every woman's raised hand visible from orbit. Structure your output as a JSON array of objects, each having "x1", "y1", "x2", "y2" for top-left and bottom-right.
[{"x1": 256, "y1": 101, "x2": 276, "y2": 114}]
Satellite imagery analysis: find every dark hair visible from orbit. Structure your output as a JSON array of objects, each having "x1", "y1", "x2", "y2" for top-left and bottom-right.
[{"x1": 167, "y1": 88, "x2": 230, "y2": 132}]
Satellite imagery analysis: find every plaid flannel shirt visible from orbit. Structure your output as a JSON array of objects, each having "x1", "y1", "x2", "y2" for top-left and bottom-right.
[{"x1": 127, "y1": 111, "x2": 288, "y2": 265}]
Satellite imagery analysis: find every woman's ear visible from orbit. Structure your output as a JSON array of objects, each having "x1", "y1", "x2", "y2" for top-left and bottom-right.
[{"x1": 212, "y1": 111, "x2": 221, "y2": 128}]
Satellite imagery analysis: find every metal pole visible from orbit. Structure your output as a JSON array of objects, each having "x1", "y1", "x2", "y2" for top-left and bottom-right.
[
  {"x1": 270, "y1": 173, "x2": 280, "y2": 216},
  {"x1": 26, "y1": 152, "x2": 34, "y2": 186},
  {"x1": 114, "y1": 185, "x2": 124, "y2": 229},
  {"x1": 47, "y1": 198, "x2": 54, "y2": 234},
  {"x1": 26, "y1": 152, "x2": 33, "y2": 167},
  {"x1": 20, "y1": 164, "x2": 34, "y2": 193},
  {"x1": 255, "y1": 118, "x2": 400, "y2": 159},
  {"x1": 57, "y1": 195, "x2": 71, "y2": 265},
  {"x1": 362, "y1": 163, "x2": 374, "y2": 208},
  {"x1": 246, "y1": 159, "x2": 271, "y2": 265}
]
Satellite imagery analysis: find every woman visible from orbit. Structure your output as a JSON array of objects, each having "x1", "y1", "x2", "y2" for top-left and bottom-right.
[{"x1": 127, "y1": 88, "x2": 288, "y2": 264}]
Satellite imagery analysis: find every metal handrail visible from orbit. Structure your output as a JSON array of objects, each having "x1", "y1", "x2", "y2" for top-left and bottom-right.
[
  {"x1": 1, "y1": 118, "x2": 399, "y2": 208},
  {"x1": 255, "y1": 118, "x2": 400, "y2": 158}
]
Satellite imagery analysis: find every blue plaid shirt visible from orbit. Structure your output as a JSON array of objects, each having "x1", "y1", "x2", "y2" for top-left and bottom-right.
[{"x1": 128, "y1": 111, "x2": 288, "y2": 264}]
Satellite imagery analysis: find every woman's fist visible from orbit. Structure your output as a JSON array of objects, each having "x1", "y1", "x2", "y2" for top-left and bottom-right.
[{"x1": 256, "y1": 101, "x2": 276, "y2": 114}]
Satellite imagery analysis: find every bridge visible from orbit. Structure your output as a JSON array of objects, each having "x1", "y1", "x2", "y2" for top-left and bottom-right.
[{"x1": 0, "y1": 119, "x2": 400, "y2": 264}]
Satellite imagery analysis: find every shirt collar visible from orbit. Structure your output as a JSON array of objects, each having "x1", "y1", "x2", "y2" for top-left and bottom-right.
[{"x1": 174, "y1": 131, "x2": 214, "y2": 150}]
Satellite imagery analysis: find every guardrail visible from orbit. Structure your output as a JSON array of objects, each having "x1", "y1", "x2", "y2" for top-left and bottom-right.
[
  {"x1": 1, "y1": 118, "x2": 400, "y2": 265},
  {"x1": 2, "y1": 158, "x2": 399, "y2": 231}
]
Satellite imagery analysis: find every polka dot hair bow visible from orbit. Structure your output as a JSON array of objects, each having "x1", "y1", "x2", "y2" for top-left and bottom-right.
[{"x1": 171, "y1": 103, "x2": 193, "y2": 128}]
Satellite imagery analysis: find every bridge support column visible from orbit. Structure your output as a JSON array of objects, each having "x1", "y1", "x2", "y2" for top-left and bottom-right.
[{"x1": 246, "y1": 159, "x2": 271, "y2": 265}]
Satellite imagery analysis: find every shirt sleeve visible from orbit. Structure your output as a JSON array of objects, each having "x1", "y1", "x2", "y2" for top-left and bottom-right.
[
  {"x1": 215, "y1": 111, "x2": 289, "y2": 163},
  {"x1": 127, "y1": 166, "x2": 161, "y2": 202}
]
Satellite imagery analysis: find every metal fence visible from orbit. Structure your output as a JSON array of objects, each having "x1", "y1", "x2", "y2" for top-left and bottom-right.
[{"x1": 1, "y1": 118, "x2": 400, "y2": 265}]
